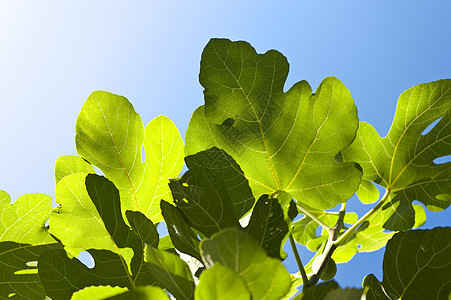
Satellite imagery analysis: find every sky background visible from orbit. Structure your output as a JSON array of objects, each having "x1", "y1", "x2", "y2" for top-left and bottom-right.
[{"x1": 1, "y1": 0, "x2": 450, "y2": 292}]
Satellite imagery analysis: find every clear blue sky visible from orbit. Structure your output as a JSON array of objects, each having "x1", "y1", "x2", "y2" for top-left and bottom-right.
[{"x1": 1, "y1": 0, "x2": 450, "y2": 291}]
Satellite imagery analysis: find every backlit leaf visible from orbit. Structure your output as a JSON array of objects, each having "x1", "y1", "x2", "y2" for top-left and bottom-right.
[
  {"x1": 0, "y1": 191, "x2": 60, "y2": 299},
  {"x1": 76, "y1": 92, "x2": 184, "y2": 222},
  {"x1": 343, "y1": 79, "x2": 451, "y2": 230},
  {"x1": 55, "y1": 155, "x2": 94, "y2": 184},
  {"x1": 200, "y1": 227, "x2": 291, "y2": 300},
  {"x1": 185, "y1": 39, "x2": 361, "y2": 210},
  {"x1": 195, "y1": 263, "x2": 251, "y2": 300}
]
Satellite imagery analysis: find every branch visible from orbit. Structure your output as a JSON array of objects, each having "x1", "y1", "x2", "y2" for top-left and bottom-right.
[
  {"x1": 289, "y1": 234, "x2": 311, "y2": 289},
  {"x1": 296, "y1": 203, "x2": 331, "y2": 231}
]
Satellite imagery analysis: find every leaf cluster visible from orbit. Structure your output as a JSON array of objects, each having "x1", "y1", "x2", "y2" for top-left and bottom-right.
[{"x1": 0, "y1": 38, "x2": 450, "y2": 299}]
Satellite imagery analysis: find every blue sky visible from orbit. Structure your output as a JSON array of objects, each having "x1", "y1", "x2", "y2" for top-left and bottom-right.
[{"x1": 1, "y1": 0, "x2": 450, "y2": 291}]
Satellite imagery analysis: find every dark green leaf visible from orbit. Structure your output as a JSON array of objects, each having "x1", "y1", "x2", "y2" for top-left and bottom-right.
[
  {"x1": 246, "y1": 194, "x2": 297, "y2": 260},
  {"x1": 169, "y1": 147, "x2": 254, "y2": 237},
  {"x1": 343, "y1": 79, "x2": 451, "y2": 230},
  {"x1": 39, "y1": 248, "x2": 143, "y2": 300},
  {"x1": 293, "y1": 280, "x2": 339, "y2": 299},
  {"x1": 185, "y1": 39, "x2": 361, "y2": 210},
  {"x1": 195, "y1": 263, "x2": 251, "y2": 300},
  {"x1": 160, "y1": 200, "x2": 201, "y2": 261},
  {"x1": 144, "y1": 246, "x2": 195, "y2": 300},
  {"x1": 126, "y1": 210, "x2": 159, "y2": 248},
  {"x1": 200, "y1": 227, "x2": 291, "y2": 300},
  {"x1": 364, "y1": 227, "x2": 451, "y2": 299}
]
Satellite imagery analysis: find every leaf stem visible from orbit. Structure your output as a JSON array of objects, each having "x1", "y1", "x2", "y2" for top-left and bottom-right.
[
  {"x1": 289, "y1": 234, "x2": 311, "y2": 289},
  {"x1": 296, "y1": 203, "x2": 331, "y2": 231},
  {"x1": 334, "y1": 188, "x2": 390, "y2": 246}
]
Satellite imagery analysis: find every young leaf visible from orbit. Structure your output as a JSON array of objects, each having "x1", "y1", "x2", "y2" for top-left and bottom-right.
[
  {"x1": 200, "y1": 227, "x2": 291, "y2": 300},
  {"x1": 76, "y1": 92, "x2": 184, "y2": 222},
  {"x1": 185, "y1": 39, "x2": 362, "y2": 210},
  {"x1": 195, "y1": 263, "x2": 251, "y2": 300},
  {"x1": 245, "y1": 194, "x2": 297, "y2": 260},
  {"x1": 169, "y1": 147, "x2": 254, "y2": 237},
  {"x1": 144, "y1": 246, "x2": 195, "y2": 300},
  {"x1": 160, "y1": 200, "x2": 201, "y2": 261},
  {"x1": 0, "y1": 191, "x2": 61, "y2": 299},
  {"x1": 343, "y1": 79, "x2": 451, "y2": 230},
  {"x1": 363, "y1": 227, "x2": 451, "y2": 299},
  {"x1": 55, "y1": 155, "x2": 94, "y2": 184}
]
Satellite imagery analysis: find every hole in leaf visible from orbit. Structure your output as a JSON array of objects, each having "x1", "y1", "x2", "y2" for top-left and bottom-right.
[
  {"x1": 357, "y1": 244, "x2": 362, "y2": 250},
  {"x1": 44, "y1": 218, "x2": 49, "y2": 228},
  {"x1": 433, "y1": 155, "x2": 451, "y2": 165},
  {"x1": 8, "y1": 293, "x2": 16, "y2": 297},
  {"x1": 421, "y1": 117, "x2": 442, "y2": 135},
  {"x1": 26, "y1": 261, "x2": 38, "y2": 267},
  {"x1": 141, "y1": 146, "x2": 146, "y2": 163},
  {"x1": 77, "y1": 251, "x2": 95, "y2": 269}
]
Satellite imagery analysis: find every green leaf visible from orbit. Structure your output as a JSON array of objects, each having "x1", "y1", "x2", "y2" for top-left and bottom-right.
[
  {"x1": 294, "y1": 281, "x2": 362, "y2": 300},
  {"x1": 195, "y1": 263, "x2": 251, "y2": 300},
  {"x1": 144, "y1": 246, "x2": 195, "y2": 300},
  {"x1": 71, "y1": 285, "x2": 170, "y2": 300},
  {"x1": 0, "y1": 191, "x2": 61, "y2": 299},
  {"x1": 55, "y1": 155, "x2": 94, "y2": 184},
  {"x1": 76, "y1": 91, "x2": 184, "y2": 222},
  {"x1": 343, "y1": 79, "x2": 451, "y2": 230},
  {"x1": 356, "y1": 180, "x2": 379, "y2": 204},
  {"x1": 39, "y1": 248, "x2": 139, "y2": 300},
  {"x1": 169, "y1": 147, "x2": 254, "y2": 237},
  {"x1": 292, "y1": 209, "x2": 358, "y2": 253},
  {"x1": 362, "y1": 274, "x2": 389, "y2": 300},
  {"x1": 71, "y1": 285, "x2": 128, "y2": 299},
  {"x1": 363, "y1": 227, "x2": 451, "y2": 299},
  {"x1": 160, "y1": 200, "x2": 201, "y2": 261},
  {"x1": 246, "y1": 194, "x2": 297, "y2": 260},
  {"x1": 293, "y1": 280, "x2": 339, "y2": 299},
  {"x1": 200, "y1": 227, "x2": 291, "y2": 300},
  {"x1": 49, "y1": 173, "x2": 128, "y2": 254},
  {"x1": 126, "y1": 210, "x2": 159, "y2": 248},
  {"x1": 185, "y1": 39, "x2": 361, "y2": 210}
]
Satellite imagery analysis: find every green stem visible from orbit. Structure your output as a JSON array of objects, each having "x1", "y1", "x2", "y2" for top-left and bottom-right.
[
  {"x1": 289, "y1": 234, "x2": 310, "y2": 289},
  {"x1": 334, "y1": 188, "x2": 391, "y2": 246},
  {"x1": 296, "y1": 203, "x2": 331, "y2": 231}
]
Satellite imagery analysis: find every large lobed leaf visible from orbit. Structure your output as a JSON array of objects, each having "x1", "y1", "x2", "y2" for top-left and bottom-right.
[
  {"x1": 343, "y1": 79, "x2": 451, "y2": 230},
  {"x1": 363, "y1": 227, "x2": 451, "y2": 300},
  {"x1": 185, "y1": 38, "x2": 362, "y2": 210},
  {"x1": 76, "y1": 91, "x2": 184, "y2": 222}
]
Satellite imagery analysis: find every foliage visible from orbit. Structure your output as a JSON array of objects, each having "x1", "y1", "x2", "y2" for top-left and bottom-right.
[{"x1": 0, "y1": 38, "x2": 450, "y2": 299}]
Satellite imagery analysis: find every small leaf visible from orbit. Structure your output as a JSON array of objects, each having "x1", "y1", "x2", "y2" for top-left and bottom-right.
[
  {"x1": 76, "y1": 91, "x2": 184, "y2": 222},
  {"x1": 363, "y1": 227, "x2": 451, "y2": 299},
  {"x1": 160, "y1": 200, "x2": 201, "y2": 261},
  {"x1": 195, "y1": 263, "x2": 251, "y2": 300},
  {"x1": 185, "y1": 39, "x2": 362, "y2": 210},
  {"x1": 126, "y1": 210, "x2": 159, "y2": 248},
  {"x1": 343, "y1": 79, "x2": 451, "y2": 230},
  {"x1": 169, "y1": 147, "x2": 254, "y2": 237},
  {"x1": 200, "y1": 227, "x2": 291, "y2": 300},
  {"x1": 55, "y1": 155, "x2": 94, "y2": 184},
  {"x1": 356, "y1": 180, "x2": 379, "y2": 204},
  {"x1": 246, "y1": 194, "x2": 297, "y2": 260},
  {"x1": 145, "y1": 246, "x2": 195, "y2": 300}
]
